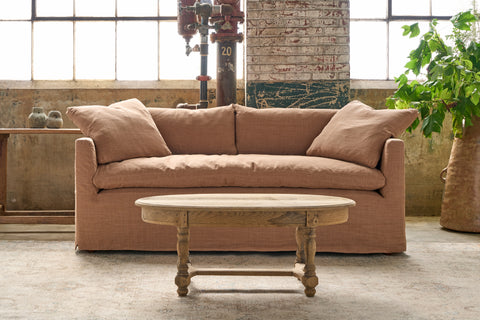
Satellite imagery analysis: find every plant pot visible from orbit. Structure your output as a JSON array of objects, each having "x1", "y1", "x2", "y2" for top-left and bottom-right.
[{"x1": 440, "y1": 116, "x2": 480, "y2": 232}]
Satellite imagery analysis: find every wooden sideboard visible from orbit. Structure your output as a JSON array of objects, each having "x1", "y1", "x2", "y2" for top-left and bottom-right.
[{"x1": 0, "y1": 128, "x2": 82, "y2": 224}]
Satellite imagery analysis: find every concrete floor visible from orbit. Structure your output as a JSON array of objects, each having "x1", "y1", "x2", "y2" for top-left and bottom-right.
[
  {"x1": 1, "y1": 216, "x2": 480, "y2": 320},
  {"x1": 1, "y1": 216, "x2": 479, "y2": 244}
]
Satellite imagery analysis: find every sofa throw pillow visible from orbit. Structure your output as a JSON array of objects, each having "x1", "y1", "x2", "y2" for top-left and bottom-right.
[
  {"x1": 67, "y1": 98, "x2": 171, "y2": 164},
  {"x1": 306, "y1": 100, "x2": 418, "y2": 168},
  {"x1": 148, "y1": 104, "x2": 237, "y2": 155}
]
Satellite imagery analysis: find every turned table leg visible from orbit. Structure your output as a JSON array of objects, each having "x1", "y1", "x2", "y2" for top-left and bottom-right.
[
  {"x1": 302, "y1": 227, "x2": 318, "y2": 297},
  {"x1": 295, "y1": 226, "x2": 306, "y2": 264},
  {"x1": 175, "y1": 226, "x2": 191, "y2": 296}
]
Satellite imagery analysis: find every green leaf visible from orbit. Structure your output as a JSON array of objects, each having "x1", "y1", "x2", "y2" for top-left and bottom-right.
[
  {"x1": 451, "y1": 115, "x2": 464, "y2": 138},
  {"x1": 465, "y1": 85, "x2": 475, "y2": 97},
  {"x1": 402, "y1": 23, "x2": 420, "y2": 38},
  {"x1": 410, "y1": 23, "x2": 420, "y2": 37},
  {"x1": 439, "y1": 88, "x2": 452, "y2": 101},
  {"x1": 421, "y1": 116, "x2": 434, "y2": 138},
  {"x1": 471, "y1": 91, "x2": 480, "y2": 106},
  {"x1": 396, "y1": 73, "x2": 409, "y2": 86},
  {"x1": 444, "y1": 64, "x2": 455, "y2": 76},
  {"x1": 395, "y1": 84, "x2": 413, "y2": 101},
  {"x1": 452, "y1": 11, "x2": 477, "y2": 31},
  {"x1": 386, "y1": 97, "x2": 395, "y2": 109},
  {"x1": 421, "y1": 109, "x2": 444, "y2": 137},
  {"x1": 428, "y1": 39, "x2": 443, "y2": 52},
  {"x1": 389, "y1": 10, "x2": 480, "y2": 139},
  {"x1": 473, "y1": 104, "x2": 480, "y2": 116}
]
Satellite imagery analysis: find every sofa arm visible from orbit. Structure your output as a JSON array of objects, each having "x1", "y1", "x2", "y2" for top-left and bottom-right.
[
  {"x1": 379, "y1": 138, "x2": 405, "y2": 198},
  {"x1": 75, "y1": 137, "x2": 99, "y2": 195}
]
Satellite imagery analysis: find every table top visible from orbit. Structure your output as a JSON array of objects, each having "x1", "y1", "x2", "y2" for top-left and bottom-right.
[
  {"x1": 135, "y1": 193, "x2": 356, "y2": 211},
  {"x1": 0, "y1": 128, "x2": 82, "y2": 134}
]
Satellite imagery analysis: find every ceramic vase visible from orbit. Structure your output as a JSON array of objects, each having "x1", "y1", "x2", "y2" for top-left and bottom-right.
[
  {"x1": 46, "y1": 110, "x2": 63, "y2": 129},
  {"x1": 28, "y1": 107, "x2": 47, "y2": 128}
]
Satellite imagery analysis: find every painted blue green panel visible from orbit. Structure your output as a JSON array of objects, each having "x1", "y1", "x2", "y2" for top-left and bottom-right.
[{"x1": 246, "y1": 80, "x2": 349, "y2": 109}]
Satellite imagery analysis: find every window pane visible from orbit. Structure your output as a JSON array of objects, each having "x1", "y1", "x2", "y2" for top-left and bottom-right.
[
  {"x1": 237, "y1": 42, "x2": 244, "y2": 79},
  {"x1": 392, "y1": 0, "x2": 430, "y2": 16},
  {"x1": 159, "y1": 21, "x2": 219, "y2": 80},
  {"x1": 350, "y1": 21, "x2": 387, "y2": 79},
  {"x1": 0, "y1": 0, "x2": 31, "y2": 19},
  {"x1": 75, "y1": 0, "x2": 115, "y2": 17},
  {"x1": 159, "y1": 22, "x2": 200, "y2": 79},
  {"x1": 350, "y1": 0, "x2": 387, "y2": 19},
  {"x1": 117, "y1": 21, "x2": 158, "y2": 80},
  {"x1": 389, "y1": 21, "x2": 429, "y2": 79},
  {"x1": 0, "y1": 22, "x2": 31, "y2": 80},
  {"x1": 117, "y1": 0, "x2": 157, "y2": 17},
  {"x1": 436, "y1": 20, "x2": 454, "y2": 46},
  {"x1": 33, "y1": 22, "x2": 73, "y2": 80},
  {"x1": 76, "y1": 22, "x2": 115, "y2": 80},
  {"x1": 159, "y1": 1, "x2": 177, "y2": 16},
  {"x1": 432, "y1": 0, "x2": 475, "y2": 16},
  {"x1": 36, "y1": 0, "x2": 73, "y2": 17}
]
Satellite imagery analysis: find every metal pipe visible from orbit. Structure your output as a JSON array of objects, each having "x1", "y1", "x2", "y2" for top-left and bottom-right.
[{"x1": 216, "y1": 40, "x2": 236, "y2": 106}]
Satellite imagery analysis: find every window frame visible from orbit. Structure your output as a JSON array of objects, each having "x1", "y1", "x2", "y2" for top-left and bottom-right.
[
  {"x1": 350, "y1": 0, "x2": 468, "y2": 86},
  {"x1": 0, "y1": 0, "x2": 244, "y2": 88}
]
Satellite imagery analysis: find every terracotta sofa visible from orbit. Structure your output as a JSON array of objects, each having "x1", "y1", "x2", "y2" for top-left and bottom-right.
[{"x1": 68, "y1": 99, "x2": 418, "y2": 253}]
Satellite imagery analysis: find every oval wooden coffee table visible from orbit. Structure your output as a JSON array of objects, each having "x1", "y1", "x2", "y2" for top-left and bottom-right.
[{"x1": 135, "y1": 193, "x2": 355, "y2": 297}]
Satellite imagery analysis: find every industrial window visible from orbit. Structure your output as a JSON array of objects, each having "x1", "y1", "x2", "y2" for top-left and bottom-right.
[
  {"x1": 0, "y1": 0, "x2": 243, "y2": 81},
  {"x1": 350, "y1": 0, "x2": 479, "y2": 80}
]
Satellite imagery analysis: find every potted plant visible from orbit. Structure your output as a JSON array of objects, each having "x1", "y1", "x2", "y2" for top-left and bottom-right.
[{"x1": 386, "y1": 10, "x2": 480, "y2": 232}]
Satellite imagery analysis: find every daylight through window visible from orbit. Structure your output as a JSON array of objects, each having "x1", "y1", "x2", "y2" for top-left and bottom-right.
[
  {"x1": 0, "y1": 0, "x2": 244, "y2": 81},
  {"x1": 350, "y1": 0, "x2": 479, "y2": 80}
]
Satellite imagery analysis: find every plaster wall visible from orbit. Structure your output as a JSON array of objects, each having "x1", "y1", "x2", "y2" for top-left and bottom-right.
[
  {"x1": 0, "y1": 88, "x2": 244, "y2": 211},
  {"x1": 0, "y1": 87, "x2": 451, "y2": 216},
  {"x1": 0, "y1": 0, "x2": 452, "y2": 216}
]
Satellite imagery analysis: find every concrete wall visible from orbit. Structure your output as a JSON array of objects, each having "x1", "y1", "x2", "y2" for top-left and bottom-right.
[
  {"x1": 0, "y1": 88, "x2": 244, "y2": 211},
  {"x1": 0, "y1": 0, "x2": 452, "y2": 216},
  {"x1": 0, "y1": 86, "x2": 452, "y2": 215}
]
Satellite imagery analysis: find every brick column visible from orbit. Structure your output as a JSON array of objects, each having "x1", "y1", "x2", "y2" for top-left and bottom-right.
[{"x1": 245, "y1": 0, "x2": 350, "y2": 109}]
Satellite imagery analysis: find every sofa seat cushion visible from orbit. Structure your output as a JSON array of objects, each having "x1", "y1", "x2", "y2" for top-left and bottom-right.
[{"x1": 93, "y1": 154, "x2": 385, "y2": 190}]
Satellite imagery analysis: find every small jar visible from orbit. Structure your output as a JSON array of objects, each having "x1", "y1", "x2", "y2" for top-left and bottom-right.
[
  {"x1": 28, "y1": 107, "x2": 47, "y2": 128},
  {"x1": 46, "y1": 110, "x2": 63, "y2": 129}
]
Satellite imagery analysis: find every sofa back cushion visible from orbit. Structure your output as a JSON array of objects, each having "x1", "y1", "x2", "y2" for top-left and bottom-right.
[
  {"x1": 67, "y1": 98, "x2": 172, "y2": 164},
  {"x1": 149, "y1": 104, "x2": 237, "y2": 155},
  {"x1": 234, "y1": 105, "x2": 337, "y2": 155}
]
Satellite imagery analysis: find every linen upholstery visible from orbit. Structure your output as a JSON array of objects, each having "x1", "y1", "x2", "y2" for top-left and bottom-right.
[
  {"x1": 74, "y1": 100, "x2": 410, "y2": 254},
  {"x1": 93, "y1": 154, "x2": 385, "y2": 190},
  {"x1": 148, "y1": 104, "x2": 237, "y2": 155},
  {"x1": 234, "y1": 104, "x2": 336, "y2": 155},
  {"x1": 306, "y1": 100, "x2": 418, "y2": 168},
  {"x1": 75, "y1": 137, "x2": 407, "y2": 253},
  {"x1": 67, "y1": 98, "x2": 171, "y2": 164}
]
